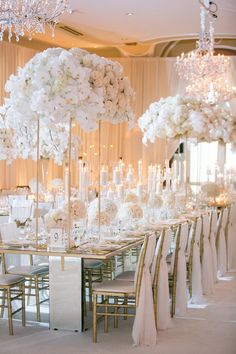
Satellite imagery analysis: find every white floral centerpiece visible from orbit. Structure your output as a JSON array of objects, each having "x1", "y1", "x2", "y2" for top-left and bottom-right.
[
  {"x1": 201, "y1": 182, "x2": 222, "y2": 198},
  {"x1": 148, "y1": 194, "x2": 163, "y2": 208},
  {"x1": 124, "y1": 192, "x2": 138, "y2": 203},
  {"x1": 0, "y1": 115, "x2": 16, "y2": 163},
  {"x1": 29, "y1": 178, "x2": 45, "y2": 195},
  {"x1": 138, "y1": 95, "x2": 236, "y2": 146},
  {"x1": 0, "y1": 47, "x2": 134, "y2": 164},
  {"x1": 90, "y1": 211, "x2": 112, "y2": 227},
  {"x1": 50, "y1": 178, "x2": 63, "y2": 190},
  {"x1": 88, "y1": 197, "x2": 118, "y2": 224},
  {"x1": 116, "y1": 202, "x2": 143, "y2": 222},
  {"x1": 80, "y1": 50, "x2": 135, "y2": 127},
  {"x1": 44, "y1": 208, "x2": 68, "y2": 229},
  {"x1": 62, "y1": 198, "x2": 87, "y2": 220}
]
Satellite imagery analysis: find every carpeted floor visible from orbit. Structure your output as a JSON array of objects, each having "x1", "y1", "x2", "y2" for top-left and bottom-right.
[{"x1": 0, "y1": 272, "x2": 236, "y2": 354}]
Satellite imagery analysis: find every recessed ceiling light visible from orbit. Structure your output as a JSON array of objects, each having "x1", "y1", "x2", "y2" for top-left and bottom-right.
[{"x1": 125, "y1": 12, "x2": 134, "y2": 16}]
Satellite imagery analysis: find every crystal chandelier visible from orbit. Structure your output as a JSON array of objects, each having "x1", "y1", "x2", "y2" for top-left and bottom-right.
[
  {"x1": 186, "y1": 77, "x2": 236, "y2": 104},
  {"x1": 176, "y1": 1, "x2": 236, "y2": 104},
  {"x1": 0, "y1": 0, "x2": 71, "y2": 42}
]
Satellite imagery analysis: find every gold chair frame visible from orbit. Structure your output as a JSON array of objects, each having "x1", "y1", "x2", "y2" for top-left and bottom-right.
[{"x1": 92, "y1": 235, "x2": 149, "y2": 343}]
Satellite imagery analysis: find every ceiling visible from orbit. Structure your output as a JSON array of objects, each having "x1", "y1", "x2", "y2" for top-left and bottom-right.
[{"x1": 9, "y1": 0, "x2": 236, "y2": 56}]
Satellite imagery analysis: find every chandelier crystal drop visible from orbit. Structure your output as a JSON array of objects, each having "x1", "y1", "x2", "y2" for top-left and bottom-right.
[
  {"x1": 0, "y1": 0, "x2": 71, "y2": 42},
  {"x1": 176, "y1": 4, "x2": 231, "y2": 82},
  {"x1": 176, "y1": 1, "x2": 235, "y2": 104},
  {"x1": 186, "y1": 78, "x2": 236, "y2": 105}
]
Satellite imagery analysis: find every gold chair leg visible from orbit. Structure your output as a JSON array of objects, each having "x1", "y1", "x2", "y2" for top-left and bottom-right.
[
  {"x1": 83, "y1": 277, "x2": 87, "y2": 317},
  {"x1": 7, "y1": 288, "x2": 13, "y2": 335},
  {"x1": 123, "y1": 295, "x2": 128, "y2": 320},
  {"x1": 153, "y1": 289, "x2": 157, "y2": 328},
  {"x1": 104, "y1": 297, "x2": 109, "y2": 333},
  {"x1": 27, "y1": 279, "x2": 32, "y2": 306},
  {"x1": 171, "y1": 276, "x2": 177, "y2": 317},
  {"x1": 1, "y1": 289, "x2": 6, "y2": 318},
  {"x1": 35, "y1": 276, "x2": 40, "y2": 322},
  {"x1": 189, "y1": 263, "x2": 193, "y2": 299},
  {"x1": 114, "y1": 297, "x2": 118, "y2": 328},
  {"x1": 88, "y1": 271, "x2": 93, "y2": 311},
  {"x1": 21, "y1": 283, "x2": 26, "y2": 327},
  {"x1": 93, "y1": 293, "x2": 97, "y2": 343}
]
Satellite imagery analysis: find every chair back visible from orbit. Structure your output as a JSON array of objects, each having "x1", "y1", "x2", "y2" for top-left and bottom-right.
[
  {"x1": 151, "y1": 228, "x2": 172, "y2": 286},
  {"x1": 210, "y1": 210, "x2": 218, "y2": 237},
  {"x1": 0, "y1": 222, "x2": 21, "y2": 243},
  {"x1": 202, "y1": 214, "x2": 210, "y2": 241},
  {"x1": 8, "y1": 195, "x2": 27, "y2": 206},
  {"x1": 220, "y1": 208, "x2": 229, "y2": 230},
  {"x1": 187, "y1": 217, "x2": 201, "y2": 263},
  {"x1": 216, "y1": 207, "x2": 228, "y2": 247},
  {"x1": 10, "y1": 199, "x2": 34, "y2": 223},
  {"x1": 171, "y1": 222, "x2": 189, "y2": 274},
  {"x1": 134, "y1": 233, "x2": 156, "y2": 305}
]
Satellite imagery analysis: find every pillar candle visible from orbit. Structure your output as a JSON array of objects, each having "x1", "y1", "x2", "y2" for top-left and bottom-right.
[
  {"x1": 126, "y1": 165, "x2": 134, "y2": 183},
  {"x1": 113, "y1": 167, "x2": 121, "y2": 185},
  {"x1": 101, "y1": 166, "x2": 108, "y2": 186},
  {"x1": 138, "y1": 160, "x2": 142, "y2": 184}
]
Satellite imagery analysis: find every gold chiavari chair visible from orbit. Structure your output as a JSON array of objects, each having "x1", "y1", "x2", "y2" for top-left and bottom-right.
[
  {"x1": 169, "y1": 222, "x2": 189, "y2": 317},
  {"x1": 0, "y1": 255, "x2": 26, "y2": 335},
  {"x1": 186, "y1": 217, "x2": 202, "y2": 299},
  {"x1": 1, "y1": 254, "x2": 49, "y2": 322},
  {"x1": 226, "y1": 204, "x2": 236, "y2": 271},
  {"x1": 152, "y1": 228, "x2": 172, "y2": 329},
  {"x1": 83, "y1": 260, "x2": 104, "y2": 313},
  {"x1": 209, "y1": 209, "x2": 218, "y2": 283},
  {"x1": 216, "y1": 207, "x2": 228, "y2": 277},
  {"x1": 92, "y1": 235, "x2": 150, "y2": 343}
]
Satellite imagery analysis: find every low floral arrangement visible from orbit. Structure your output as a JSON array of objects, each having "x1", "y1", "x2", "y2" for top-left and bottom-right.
[
  {"x1": 90, "y1": 211, "x2": 112, "y2": 226},
  {"x1": 116, "y1": 202, "x2": 143, "y2": 221},
  {"x1": 62, "y1": 198, "x2": 87, "y2": 220},
  {"x1": 138, "y1": 95, "x2": 236, "y2": 146},
  {"x1": 162, "y1": 192, "x2": 176, "y2": 208},
  {"x1": 124, "y1": 192, "x2": 139, "y2": 203},
  {"x1": 88, "y1": 197, "x2": 118, "y2": 223},
  {"x1": 44, "y1": 208, "x2": 67, "y2": 229},
  {"x1": 148, "y1": 194, "x2": 163, "y2": 208},
  {"x1": 139, "y1": 190, "x2": 149, "y2": 204},
  {"x1": 29, "y1": 178, "x2": 45, "y2": 195},
  {"x1": 201, "y1": 182, "x2": 222, "y2": 198},
  {"x1": 50, "y1": 178, "x2": 63, "y2": 190}
]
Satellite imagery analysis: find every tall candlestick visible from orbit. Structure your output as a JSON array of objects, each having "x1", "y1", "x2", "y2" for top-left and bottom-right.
[
  {"x1": 117, "y1": 184, "x2": 124, "y2": 199},
  {"x1": 126, "y1": 164, "x2": 134, "y2": 184},
  {"x1": 113, "y1": 166, "x2": 121, "y2": 185},
  {"x1": 138, "y1": 160, "x2": 142, "y2": 184},
  {"x1": 119, "y1": 158, "x2": 124, "y2": 182},
  {"x1": 64, "y1": 164, "x2": 69, "y2": 200},
  {"x1": 101, "y1": 165, "x2": 108, "y2": 186}
]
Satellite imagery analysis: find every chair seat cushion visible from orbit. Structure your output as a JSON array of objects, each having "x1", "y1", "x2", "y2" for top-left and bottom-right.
[
  {"x1": 115, "y1": 271, "x2": 135, "y2": 282},
  {"x1": 8, "y1": 265, "x2": 49, "y2": 276},
  {"x1": 93, "y1": 280, "x2": 135, "y2": 294},
  {"x1": 84, "y1": 260, "x2": 103, "y2": 269},
  {"x1": 0, "y1": 274, "x2": 25, "y2": 286}
]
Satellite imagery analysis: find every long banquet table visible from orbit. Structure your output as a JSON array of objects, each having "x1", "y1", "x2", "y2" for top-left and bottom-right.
[{"x1": 0, "y1": 237, "x2": 144, "y2": 332}]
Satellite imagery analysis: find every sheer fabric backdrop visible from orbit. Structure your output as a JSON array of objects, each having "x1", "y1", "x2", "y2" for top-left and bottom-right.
[{"x1": 0, "y1": 41, "x2": 235, "y2": 189}]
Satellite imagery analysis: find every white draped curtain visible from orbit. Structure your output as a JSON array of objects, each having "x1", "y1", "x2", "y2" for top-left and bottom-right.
[{"x1": 0, "y1": 41, "x2": 236, "y2": 189}]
